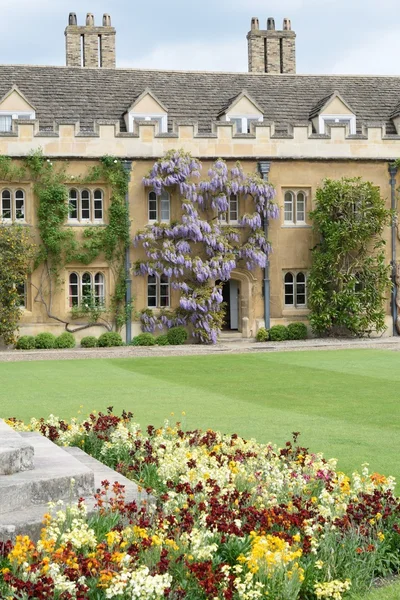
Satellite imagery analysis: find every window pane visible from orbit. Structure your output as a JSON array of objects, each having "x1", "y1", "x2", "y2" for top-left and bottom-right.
[
  {"x1": 81, "y1": 272, "x2": 92, "y2": 302},
  {"x1": 81, "y1": 190, "x2": 91, "y2": 220},
  {"x1": 284, "y1": 272, "x2": 294, "y2": 305},
  {"x1": 160, "y1": 191, "x2": 170, "y2": 221},
  {"x1": 159, "y1": 275, "x2": 170, "y2": 307},
  {"x1": 296, "y1": 192, "x2": 306, "y2": 222},
  {"x1": 69, "y1": 189, "x2": 78, "y2": 219},
  {"x1": 230, "y1": 118, "x2": 243, "y2": 134},
  {"x1": 296, "y1": 272, "x2": 306, "y2": 306},
  {"x1": 15, "y1": 190, "x2": 24, "y2": 220},
  {"x1": 94, "y1": 272, "x2": 105, "y2": 305},
  {"x1": 0, "y1": 116, "x2": 12, "y2": 132},
  {"x1": 16, "y1": 282, "x2": 26, "y2": 308},
  {"x1": 229, "y1": 194, "x2": 238, "y2": 222},
  {"x1": 94, "y1": 189, "x2": 103, "y2": 220},
  {"x1": 69, "y1": 273, "x2": 79, "y2": 307},
  {"x1": 284, "y1": 192, "x2": 293, "y2": 222},
  {"x1": 147, "y1": 274, "x2": 157, "y2": 307},
  {"x1": 148, "y1": 191, "x2": 157, "y2": 221},
  {"x1": 1, "y1": 190, "x2": 11, "y2": 219},
  {"x1": 246, "y1": 118, "x2": 259, "y2": 133}
]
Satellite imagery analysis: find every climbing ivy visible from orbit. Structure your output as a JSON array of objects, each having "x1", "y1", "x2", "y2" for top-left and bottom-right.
[{"x1": 308, "y1": 177, "x2": 392, "y2": 337}]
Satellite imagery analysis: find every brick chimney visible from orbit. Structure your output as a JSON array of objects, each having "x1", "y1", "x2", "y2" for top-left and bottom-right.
[
  {"x1": 247, "y1": 17, "x2": 296, "y2": 74},
  {"x1": 65, "y1": 13, "x2": 116, "y2": 68}
]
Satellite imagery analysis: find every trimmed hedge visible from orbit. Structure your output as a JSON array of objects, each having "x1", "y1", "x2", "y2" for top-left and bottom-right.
[
  {"x1": 268, "y1": 325, "x2": 288, "y2": 342},
  {"x1": 15, "y1": 335, "x2": 36, "y2": 350},
  {"x1": 287, "y1": 322, "x2": 308, "y2": 340},
  {"x1": 167, "y1": 326, "x2": 188, "y2": 345},
  {"x1": 34, "y1": 332, "x2": 57, "y2": 349},
  {"x1": 98, "y1": 332, "x2": 124, "y2": 347},
  {"x1": 155, "y1": 334, "x2": 169, "y2": 346},
  {"x1": 55, "y1": 332, "x2": 76, "y2": 349},
  {"x1": 256, "y1": 327, "x2": 269, "y2": 342},
  {"x1": 131, "y1": 333, "x2": 156, "y2": 346},
  {"x1": 80, "y1": 336, "x2": 98, "y2": 348}
]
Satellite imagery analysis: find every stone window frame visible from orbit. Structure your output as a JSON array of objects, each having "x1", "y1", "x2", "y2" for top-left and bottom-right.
[
  {"x1": 67, "y1": 188, "x2": 104, "y2": 225},
  {"x1": 283, "y1": 270, "x2": 307, "y2": 308},
  {"x1": 147, "y1": 274, "x2": 170, "y2": 309},
  {"x1": 282, "y1": 189, "x2": 309, "y2": 226},
  {"x1": 225, "y1": 114, "x2": 263, "y2": 134},
  {"x1": 68, "y1": 271, "x2": 106, "y2": 308},
  {"x1": 0, "y1": 110, "x2": 35, "y2": 133},
  {"x1": 148, "y1": 190, "x2": 170, "y2": 223},
  {"x1": 129, "y1": 113, "x2": 168, "y2": 133},
  {"x1": 318, "y1": 113, "x2": 356, "y2": 135},
  {"x1": 0, "y1": 187, "x2": 26, "y2": 223},
  {"x1": 218, "y1": 193, "x2": 239, "y2": 225}
]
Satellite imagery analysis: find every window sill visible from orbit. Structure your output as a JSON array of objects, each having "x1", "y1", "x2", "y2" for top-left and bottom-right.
[
  {"x1": 66, "y1": 222, "x2": 106, "y2": 227},
  {"x1": 282, "y1": 308, "x2": 310, "y2": 317},
  {"x1": 281, "y1": 224, "x2": 312, "y2": 229}
]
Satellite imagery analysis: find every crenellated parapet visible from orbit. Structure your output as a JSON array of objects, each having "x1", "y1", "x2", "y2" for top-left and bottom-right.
[{"x1": 1, "y1": 119, "x2": 400, "y2": 160}]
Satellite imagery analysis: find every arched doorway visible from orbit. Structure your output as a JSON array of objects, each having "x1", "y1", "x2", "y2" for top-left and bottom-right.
[{"x1": 219, "y1": 279, "x2": 240, "y2": 330}]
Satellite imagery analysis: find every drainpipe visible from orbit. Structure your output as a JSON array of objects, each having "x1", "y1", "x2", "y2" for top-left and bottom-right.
[
  {"x1": 258, "y1": 160, "x2": 271, "y2": 330},
  {"x1": 122, "y1": 160, "x2": 132, "y2": 343},
  {"x1": 389, "y1": 162, "x2": 398, "y2": 336}
]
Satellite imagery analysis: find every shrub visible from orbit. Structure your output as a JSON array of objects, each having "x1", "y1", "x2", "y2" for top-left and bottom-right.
[
  {"x1": 268, "y1": 325, "x2": 288, "y2": 342},
  {"x1": 130, "y1": 333, "x2": 156, "y2": 346},
  {"x1": 287, "y1": 322, "x2": 308, "y2": 340},
  {"x1": 167, "y1": 326, "x2": 188, "y2": 345},
  {"x1": 256, "y1": 327, "x2": 269, "y2": 342},
  {"x1": 98, "y1": 332, "x2": 124, "y2": 347},
  {"x1": 80, "y1": 336, "x2": 98, "y2": 348},
  {"x1": 55, "y1": 332, "x2": 76, "y2": 349},
  {"x1": 15, "y1": 335, "x2": 36, "y2": 350},
  {"x1": 155, "y1": 334, "x2": 169, "y2": 346},
  {"x1": 34, "y1": 332, "x2": 57, "y2": 349}
]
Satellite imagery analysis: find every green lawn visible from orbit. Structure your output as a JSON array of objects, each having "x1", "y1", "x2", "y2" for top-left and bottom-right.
[{"x1": 1, "y1": 348, "x2": 400, "y2": 598}]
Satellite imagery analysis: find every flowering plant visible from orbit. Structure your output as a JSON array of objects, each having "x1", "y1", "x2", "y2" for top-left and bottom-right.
[{"x1": 134, "y1": 151, "x2": 277, "y2": 343}]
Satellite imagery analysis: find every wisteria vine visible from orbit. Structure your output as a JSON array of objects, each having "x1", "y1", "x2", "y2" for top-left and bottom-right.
[{"x1": 134, "y1": 150, "x2": 277, "y2": 343}]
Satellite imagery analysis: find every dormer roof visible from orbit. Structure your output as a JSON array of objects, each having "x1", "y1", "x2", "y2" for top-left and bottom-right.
[
  {"x1": 309, "y1": 91, "x2": 355, "y2": 119},
  {"x1": 126, "y1": 88, "x2": 168, "y2": 114},
  {"x1": 0, "y1": 84, "x2": 36, "y2": 112},
  {"x1": 218, "y1": 90, "x2": 264, "y2": 117}
]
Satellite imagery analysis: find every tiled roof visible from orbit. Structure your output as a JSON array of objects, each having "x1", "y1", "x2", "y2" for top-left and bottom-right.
[{"x1": 0, "y1": 65, "x2": 399, "y2": 132}]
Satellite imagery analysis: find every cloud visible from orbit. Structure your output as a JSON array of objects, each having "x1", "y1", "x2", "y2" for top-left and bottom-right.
[
  {"x1": 120, "y1": 39, "x2": 248, "y2": 72},
  {"x1": 330, "y1": 28, "x2": 400, "y2": 75}
]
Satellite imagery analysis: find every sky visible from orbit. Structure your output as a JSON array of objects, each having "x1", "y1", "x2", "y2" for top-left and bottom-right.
[{"x1": 1, "y1": 0, "x2": 400, "y2": 75}]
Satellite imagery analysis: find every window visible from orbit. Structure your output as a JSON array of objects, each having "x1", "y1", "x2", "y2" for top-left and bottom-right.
[
  {"x1": 1, "y1": 189, "x2": 25, "y2": 222},
  {"x1": 318, "y1": 114, "x2": 356, "y2": 135},
  {"x1": 129, "y1": 114, "x2": 168, "y2": 133},
  {"x1": 147, "y1": 274, "x2": 170, "y2": 308},
  {"x1": 284, "y1": 272, "x2": 307, "y2": 308},
  {"x1": 227, "y1": 115, "x2": 263, "y2": 134},
  {"x1": 68, "y1": 189, "x2": 104, "y2": 223},
  {"x1": 0, "y1": 112, "x2": 35, "y2": 133},
  {"x1": 148, "y1": 190, "x2": 170, "y2": 222},
  {"x1": 283, "y1": 190, "x2": 307, "y2": 225},
  {"x1": 16, "y1": 281, "x2": 27, "y2": 308},
  {"x1": 68, "y1": 272, "x2": 105, "y2": 308},
  {"x1": 219, "y1": 194, "x2": 239, "y2": 224}
]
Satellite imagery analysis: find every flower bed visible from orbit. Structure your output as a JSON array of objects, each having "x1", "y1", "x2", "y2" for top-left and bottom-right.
[{"x1": 1, "y1": 410, "x2": 400, "y2": 599}]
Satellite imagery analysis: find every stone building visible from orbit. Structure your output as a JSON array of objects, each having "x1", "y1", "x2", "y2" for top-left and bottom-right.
[{"x1": 1, "y1": 12, "x2": 400, "y2": 343}]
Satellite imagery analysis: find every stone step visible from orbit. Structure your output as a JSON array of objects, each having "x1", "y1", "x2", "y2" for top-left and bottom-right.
[
  {"x1": 0, "y1": 432, "x2": 94, "y2": 515},
  {"x1": 0, "y1": 419, "x2": 34, "y2": 474}
]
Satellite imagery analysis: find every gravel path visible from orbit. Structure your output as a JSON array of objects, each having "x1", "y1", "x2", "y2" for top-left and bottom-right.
[{"x1": 1, "y1": 336, "x2": 400, "y2": 362}]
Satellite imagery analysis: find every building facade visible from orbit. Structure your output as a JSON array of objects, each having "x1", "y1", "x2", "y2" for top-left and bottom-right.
[{"x1": 1, "y1": 12, "x2": 400, "y2": 343}]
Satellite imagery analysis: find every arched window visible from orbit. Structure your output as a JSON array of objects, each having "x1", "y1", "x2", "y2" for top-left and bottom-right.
[
  {"x1": 284, "y1": 190, "x2": 307, "y2": 225},
  {"x1": 81, "y1": 190, "x2": 91, "y2": 221},
  {"x1": 93, "y1": 189, "x2": 103, "y2": 221},
  {"x1": 94, "y1": 272, "x2": 105, "y2": 305},
  {"x1": 69, "y1": 273, "x2": 79, "y2": 307},
  {"x1": 1, "y1": 189, "x2": 12, "y2": 220},
  {"x1": 148, "y1": 190, "x2": 170, "y2": 222},
  {"x1": 284, "y1": 271, "x2": 307, "y2": 307},
  {"x1": 69, "y1": 189, "x2": 78, "y2": 220},
  {"x1": 15, "y1": 190, "x2": 25, "y2": 220},
  {"x1": 147, "y1": 274, "x2": 170, "y2": 308},
  {"x1": 16, "y1": 281, "x2": 27, "y2": 308},
  {"x1": 81, "y1": 272, "x2": 92, "y2": 302}
]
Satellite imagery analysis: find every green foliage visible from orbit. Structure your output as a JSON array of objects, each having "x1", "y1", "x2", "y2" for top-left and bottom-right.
[
  {"x1": 15, "y1": 335, "x2": 36, "y2": 350},
  {"x1": 98, "y1": 332, "x2": 124, "y2": 347},
  {"x1": 0, "y1": 225, "x2": 36, "y2": 345},
  {"x1": 34, "y1": 332, "x2": 56, "y2": 349},
  {"x1": 167, "y1": 326, "x2": 188, "y2": 345},
  {"x1": 130, "y1": 333, "x2": 156, "y2": 346},
  {"x1": 308, "y1": 178, "x2": 392, "y2": 337},
  {"x1": 80, "y1": 336, "x2": 98, "y2": 348},
  {"x1": 269, "y1": 325, "x2": 288, "y2": 341},
  {"x1": 256, "y1": 327, "x2": 269, "y2": 342},
  {"x1": 287, "y1": 322, "x2": 308, "y2": 340},
  {"x1": 155, "y1": 334, "x2": 170, "y2": 346},
  {"x1": 55, "y1": 332, "x2": 76, "y2": 349}
]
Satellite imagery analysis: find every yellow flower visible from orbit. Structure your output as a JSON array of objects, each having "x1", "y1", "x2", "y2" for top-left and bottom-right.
[{"x1": 377, "y1": 532, "x2": 385, "y2": 542}]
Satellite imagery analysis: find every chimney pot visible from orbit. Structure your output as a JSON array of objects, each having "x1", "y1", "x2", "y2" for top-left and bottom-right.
[
  {"x1": 68, "y1": 12, "x2": 77, "y2": 26},
  {"x1": 283, "y1": 18, "x2": 292, "y2": 31},
  {"x1": 86, "y1": 13, "x2": 95, "y2": 26},
  {"x1": 267, "y1": 18, "x2": 275, "y2": 31},
  {"x1": 251, "y1": 17, "x2": 259, "y2": 31},
  {"x1": 103, "y1": 13, "x2": 112, "y2": 26}
]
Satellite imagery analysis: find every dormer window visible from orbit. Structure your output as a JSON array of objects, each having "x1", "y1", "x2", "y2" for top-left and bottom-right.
[
  {"x1": 226, "y1": 115, "x2": 263, "y2": 134},
  {"x1": 0, "y1": 86, "x2": 36, "y2": 132},
  {"x1": 125, "y1": 88, "x2": 168, "y2": 134},
  {"x1": 218, "y1": 90, "x2": 264, "y2": 135},
  {"x1": 318, "y1": 115, "x2": 356, "y2": 135},
  {"x1": 0, "y1": 112, "x2": 35, "y2": 132},
  {"x1": 309, "y1": 91, "x2": 356, "y2": 135}
]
